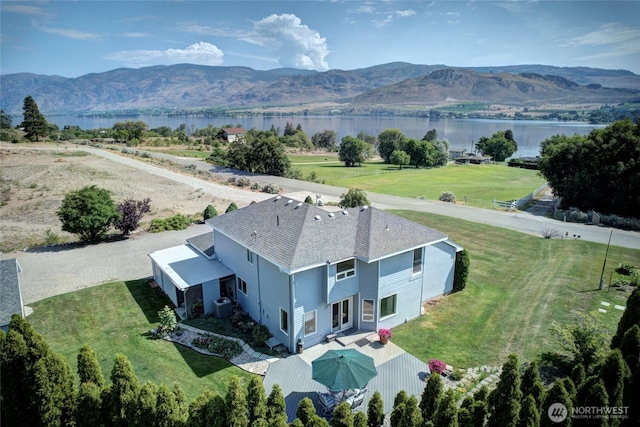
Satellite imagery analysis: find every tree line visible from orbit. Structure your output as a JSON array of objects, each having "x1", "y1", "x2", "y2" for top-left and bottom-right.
[{"x1": 2, "y1": 288, "x2": 638, "y2": 426}]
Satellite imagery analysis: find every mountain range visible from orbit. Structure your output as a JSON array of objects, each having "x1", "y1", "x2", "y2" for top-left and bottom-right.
[{"x1": 1, "y1": 62, "x2": 639, "y2": 115}]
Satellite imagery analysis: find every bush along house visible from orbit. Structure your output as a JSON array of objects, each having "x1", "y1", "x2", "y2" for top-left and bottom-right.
[{"x1": 149, "y1": 196, "x2": 462, "y2": 353}]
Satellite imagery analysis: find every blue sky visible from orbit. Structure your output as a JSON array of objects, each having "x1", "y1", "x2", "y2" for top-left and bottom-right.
[{"x1": 1, "y1": 1, "x2": 639, "y2": 77}]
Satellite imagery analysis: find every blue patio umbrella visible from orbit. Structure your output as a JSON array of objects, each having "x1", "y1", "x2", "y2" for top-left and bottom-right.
[{"x1": 312, "y1": 348, "x2": 377, "y2": 391}]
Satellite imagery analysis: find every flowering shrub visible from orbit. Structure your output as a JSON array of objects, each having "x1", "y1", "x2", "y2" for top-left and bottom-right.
[
  {"x1": 429, "y1": 359, "x2": 447, "y2": 375},
  {"x1": 378, "y1": 328, "x2": 393, "y2": 339}
]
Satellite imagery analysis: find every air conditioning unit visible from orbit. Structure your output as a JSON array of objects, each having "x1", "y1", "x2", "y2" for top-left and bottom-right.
[{"x1": 213, "y1": 297, "x2": 232, "y2": 318}]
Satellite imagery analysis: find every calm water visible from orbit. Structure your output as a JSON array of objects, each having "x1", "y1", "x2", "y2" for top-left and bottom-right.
[{"x1": 47, "y1": 114, "x2": 606, "y2": 158}]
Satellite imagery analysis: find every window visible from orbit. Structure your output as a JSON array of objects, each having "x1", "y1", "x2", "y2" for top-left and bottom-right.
[
  {"x1": 362, "y1": 299, "x2": 374, "y2": 322},
  {"x1": 237, "y1": 277, "x2": 247, "y2": 296},
  {"x1": 336, "y1": 259, "x2": 356, "y2": 281},
  {"x1": 246, "y1": 249, "x2": 254, "y2": 264},
  {"x1": 413, "y1": 247, "x2": 423, "y2": 275},
  {"x1": 380, "y1": 294, "x2": 397, "y2": 319},
  {"x1": 280, "y1": 308, "x2": 289, "y2": 334},
  {"x1": 304, "y1": 310, "x2": 317, "y2": 336}
]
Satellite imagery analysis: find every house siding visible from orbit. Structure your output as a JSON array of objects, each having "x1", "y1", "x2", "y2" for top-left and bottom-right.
[
  {"x1": 294, "y1": 268, "x2": 326, "y2": 349},
  {"x1": 327, "y1": 262, "x2": 359, "y2": 303},
  {"x1": 378, "y1": 251, "x2": 423, "y2": 329},
  {"x1": 201, "y1": 279, "x2": 221, "y2": 315},
  {"x1": 256, "y1": 256, "x2": 292, "y2": 349},
  {"x1": 358, "y1": 261, "x2": 379, "y2": 332},
  {"x1": 423, "y1": 241, "x2": 456, "y2": 301}
]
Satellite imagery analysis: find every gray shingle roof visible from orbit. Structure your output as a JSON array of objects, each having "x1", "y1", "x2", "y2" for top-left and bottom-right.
[
  {"x1": 0, "y1": 258, "x2": 24, "y2": 327},
  {"x1": 207, "y1": 197, "x2": 447, "y2": 273},
  {"x1": 186, "y1": 231, "x2": 215, "y2": 258}
]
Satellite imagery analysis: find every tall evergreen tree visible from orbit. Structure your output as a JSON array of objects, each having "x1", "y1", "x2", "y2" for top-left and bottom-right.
[
  {"x1": 172, "y1": 383, "x2": 187, "y2": 418},
  {"x1": 571, "y1": 363, "x2": 587, "y2": 390},
  {"x1": 432, "y1": 389, "x2": 458, "y2": 427},
  {"x1": 581, "y1": 379, "x2": 609, "y2": 427},
  {"x1": 266, "y1": 384, "x2": 287, "y2": 424},
  {"x1": 20, "y1": 95, "x2": 48, "y2": 141},
  {"x1": 331, "y1": 401, "x2": 354, "y2": 427},
  {"x1": 541, "y1": 380, "x2": 572, "y2": 427},
  {"x1": 107, "y1": 353, "x2": 140, "y2": 427},
  {"x1": 458, "y1": 407, "x2": 473, "y2": 427},
  {"x1": 420, "y1": 372, "x2": 443, "y2": 423},
  {"x1": 32, "y1": 351, "x2": 77, "y2": 427},
  {"x1": 0, "y1": 329, "x2": 31, "y2": 426},
  {"x1": 611, "y1": 288, "x2": 640, "y2": 349},
  {"x1": 517, "y1": 395, "x2": 540, "y2": 427},
  {"x1": 354, "y1": 411, "x2": 367, "y2": 427},
  {"x1": 226, "y1": 375, "x2": 249, "y2": 427},
  {"x1": 619, "y1": 325, "x2": 640, "y2": 426},
  {"x1": 188, "y1": 390, "x2": 215, "y2": 427},
  {"x1": 599, "y1": 350, "x2": 630, "y2": 427},
  {"x1": 399, "y1": 396, "x2": 422, "y2": 427},
  {"x1": 75, "y1": 382, "x2": 104, "y2": 427},
  {"x1": 488, "y1": 354, "x2": 522, "y2": 427},
  {"x1": 471, "y1": 400, "x2": 488, "y2": 427},
  {"x1": 132, "y1": 381, "x2": 158, "y2": 427},
  {"x1": 390, "y1": 390, "x2": 408, "y2": 427},
  {"x1": 295, "y1": 397, "x2": 317, "y2": 425},
  {"x1": 247, "y1": 376, "x2": 268, "y2": 425},
  {"x1": 77, "y1": 344, "x2": 104, "y2": 387},
  {"x1": 520, "y1": 361, "x2": 545, "y2": 408},
  {"x1": 155, "y1": 383, "x2": 184, "y2": 427},
  {"x1": 562, "y1": 377, "x2": 578, "y2": 406},
  {"x1": 367, "y1": 390, "x2": 385, "y2": 427}
]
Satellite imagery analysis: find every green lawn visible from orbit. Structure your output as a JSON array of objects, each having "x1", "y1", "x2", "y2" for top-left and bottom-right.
[
  {"x1": 28, "y1": 279, "x2": 255, "y2": 401},
  {"x1": 389, "y1": 210, "x2": 640, "y2": 368},
  {"x1": 291, "y1": 160, "x2": 546, "y2": 202}
]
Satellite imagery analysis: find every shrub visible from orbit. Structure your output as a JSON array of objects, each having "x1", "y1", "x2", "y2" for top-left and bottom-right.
[
  {"x1": 225, "y1": 202, "x2": 238, "y2": 213},
  {"x1": 616, "y1": 262, "x2": 636, "y2": 276},
  {"x1": 262, "y1": 183, "x2": 281, "y2": 194},
  {"x1": 203, "y1": 205, "x2": 218, "y2": 220},
  {"x1": 439, "y1": 191, "x2": 456, "y2": 203},
  {"x1": 453, "y1": 249, "x2": 470, "y2": 293},
  {"x1": 252, "y1": 324, "x2": 271, "y2": 346},
  {"x1": 429, "y1": 359, "x2": 447, "y2": 375},
  {"x1": 236, "y1": 177, "x2": 251, "y2": 187},
  {"x1": 149, "y1": 214, "x2": 192, "y2": 232},
  {"x1": 158, "y1": 305, "x2": 177, "y2": 335},
  {"x1": 250, "y1": 182, "x2": 260, "y2": 190}
]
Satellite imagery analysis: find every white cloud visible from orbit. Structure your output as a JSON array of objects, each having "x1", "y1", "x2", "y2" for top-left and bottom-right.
[
  {"x1": 41, "y1": 27, "x2": 101, "y2": 40},
  {"x1": 104, "y1": 42, "x2": 224, "y2": 68},
  {"x1": 247, "y1": 14, "x2": 329, "y2": 71},
  {"x1": 355, "y1": 5, "x2": 375, "y2": 14},
  {"x1": 564, "y1": 23, "x2": 640, "y2": 61},
  {"x1": 396, "y1": 9, "x2": 416, "y2": 18},
  {"x1": 123, "y1": 32, "x2": 150, "y2": 38},
  {"x1": 2, "y1": 4, "x2": 48, "y2": 16}
]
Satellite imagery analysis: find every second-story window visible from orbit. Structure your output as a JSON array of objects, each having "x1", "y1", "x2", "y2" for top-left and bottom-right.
[
  {"x1": 246, "y1": 249, "x2": 254, "y2": 264},
  {"x1": 336, "y1": 259, "x2": 356, "y2": 281}
]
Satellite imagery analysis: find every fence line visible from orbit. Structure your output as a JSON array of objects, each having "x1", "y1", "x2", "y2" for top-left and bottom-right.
[{"x1": 493, "y1": 182, "x2": 548, "y2": 210}]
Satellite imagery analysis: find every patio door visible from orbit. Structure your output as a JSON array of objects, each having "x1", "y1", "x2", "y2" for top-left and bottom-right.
[{"x1": 331, "y1": 297, "x2": 353, "y2": 332}]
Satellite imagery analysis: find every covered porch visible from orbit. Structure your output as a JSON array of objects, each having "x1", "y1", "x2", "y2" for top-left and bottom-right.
[{"x1": 148, "y1": 245, "x2": 233, "y2": 319}]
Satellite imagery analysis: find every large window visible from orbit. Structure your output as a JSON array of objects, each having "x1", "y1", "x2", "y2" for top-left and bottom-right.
[
  {"x1": 336, "y1": 259, "x2": 356, "y2": 281},
  {"x1": 380, "y1": 294, "x2": 397, "y2": 319},
  {"x1": 237, "y1": 277, "x2": 247, "y2": 296},
  {"x1": 362, "y1": 299, "x2": 374, "y2": 322},
  {"x1": 246, "y1": 249, "x2": 254, "y2": 264},
  {"x1": 413, "y1": 247, "x2": 423, "y2": 275},
  {"x1": 280, "y1": 308, "x2": 289, "y2": 334},
  {"x1": 304, "y1": 310, "x2": 317, "y2": 336}
]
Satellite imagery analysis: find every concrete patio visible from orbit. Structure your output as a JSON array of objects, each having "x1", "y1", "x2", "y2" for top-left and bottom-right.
[{"x1": 262, "y1": 330, "x2": 430, "y2": 422}]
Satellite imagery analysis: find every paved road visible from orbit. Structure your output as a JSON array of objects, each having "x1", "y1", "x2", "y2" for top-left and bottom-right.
[{"x1": 3, "y1": 144, "x2": 638, "y2": 305}]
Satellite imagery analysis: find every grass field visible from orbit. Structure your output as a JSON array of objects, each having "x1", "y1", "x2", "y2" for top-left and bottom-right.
[
  {"x1": 389, "y1": 210, "x2": 639, "y2": 368},
  {"x1": 292, "y1": 160, "x2": 546, "y2": 201},
  {"x1": 27, "y1": 279, "x2": 255, "y2": 401}
]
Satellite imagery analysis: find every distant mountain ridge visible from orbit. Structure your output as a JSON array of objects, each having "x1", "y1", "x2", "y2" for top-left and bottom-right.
[{"x1": 1, "y1": 62, "x2": 638, "y2": 115}]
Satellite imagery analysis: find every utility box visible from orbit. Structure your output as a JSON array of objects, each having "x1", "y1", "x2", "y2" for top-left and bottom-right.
[{"x1": 213, "y1": 297, "x2": 232, "y2": 318}]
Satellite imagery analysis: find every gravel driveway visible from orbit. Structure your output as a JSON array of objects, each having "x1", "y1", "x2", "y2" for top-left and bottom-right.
[{"x1": 3, "y1": 145, "x2": 638, "y2": 305}]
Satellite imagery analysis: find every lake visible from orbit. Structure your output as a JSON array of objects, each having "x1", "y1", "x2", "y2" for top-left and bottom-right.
[{"x1": 46, "y1": 114, "x2": 606, "y2": 158}]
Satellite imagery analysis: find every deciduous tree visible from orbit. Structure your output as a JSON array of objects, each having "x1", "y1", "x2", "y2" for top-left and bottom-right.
[
  {"x1": 475, "y1": 130, "x2": 518, "y2": 162},
  {"x1": 312, "y1": 130, "x2": 338, "y2": 150},
  {"x1": 389, "y1": 150, "x2": 410, "y2": 169},
  {"x1": 377, "y1": 129, "x2": 406, "y2": 163},
  {"x1": 339, "y1": 136, "x2": 370, "y2": 167},
  {"x1": 115, "y1": 197, "x2": 151, "y2": 236},
  {"x1": 57, "y1": 185, "x2": 120, "y2": 242}
]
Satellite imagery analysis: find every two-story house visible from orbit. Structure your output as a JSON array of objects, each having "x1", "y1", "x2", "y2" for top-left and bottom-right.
[{"x1": 149, "y1": 196, "x2": 462, "y2": 353}]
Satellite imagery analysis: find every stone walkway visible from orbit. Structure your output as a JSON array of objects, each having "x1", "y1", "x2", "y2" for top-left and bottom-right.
[{"x1": 165, "y1": 323, "x2": 280, "y2": 375}]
